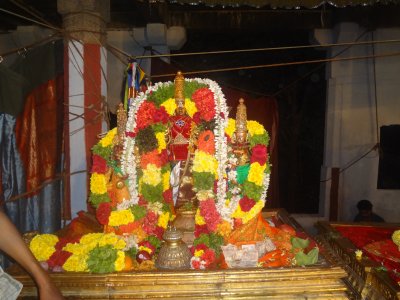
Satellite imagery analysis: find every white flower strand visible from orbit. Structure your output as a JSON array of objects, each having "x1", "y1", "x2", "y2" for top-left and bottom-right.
[{"x1": 120, "y1": 77, "x2": 270, "y2": 227}]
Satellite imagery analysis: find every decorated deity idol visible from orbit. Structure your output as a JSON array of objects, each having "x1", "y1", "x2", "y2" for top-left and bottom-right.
[{"x1": 167, "y1": 71, "x2": 198, "y2": 209}]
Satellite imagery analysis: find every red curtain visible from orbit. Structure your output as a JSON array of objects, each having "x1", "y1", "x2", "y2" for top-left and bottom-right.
[{"x1": 15, "y1": 76, "x2": 64, "y2": 198}]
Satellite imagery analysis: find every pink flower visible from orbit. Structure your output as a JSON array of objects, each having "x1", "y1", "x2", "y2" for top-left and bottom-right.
[{"x1": 199, "y1": 199, "x2": 221, "y2": 231}]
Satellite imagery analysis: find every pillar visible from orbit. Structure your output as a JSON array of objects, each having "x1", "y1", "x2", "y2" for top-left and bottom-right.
[{"x1": 58, "y1": 0, "x2": 110, "y2": 219}]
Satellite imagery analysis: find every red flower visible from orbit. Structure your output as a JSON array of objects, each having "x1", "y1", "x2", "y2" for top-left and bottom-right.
[
  {"x1": 219, "y1": 112, "x2": 225, "y2": 119},
  {"x1": 191, "y1": 259, "x2": 201, "y2": 269},
  {"x1": 145, "y1": 211, "x2": 158, "y2": 223},
  {"x1": 48, "y1": 250, "x2": 72, "y2": 269},
  {"x1": 138, "y1": 196, "x2": 148, "y2": 206},
  {"x1": 162, "y1": 189, "x2": 173, "y2": 205},
  {"x1": 153, "y1": 106, "x2": 169, "y2": 124},
  {"x1": 197, "y1": 130, "x2": 215, "y2": 155},
  {"x1": 136, "y1": 101, "x2": 157, "y2": 129},
  {"x1": 201, "y1": 249, "x2": 216, "y2": 266},
  {"x1": 239, "y1": 196, "x2": 256, "y2": 212},
  {"x1": 138, "y1": 240, "x2": 156, "y2": 254},
  {"x1": 250, "y1": 144, "x2": 268, "y2": 166},
  {"x1": 159, "y1": 149, "x2": 169, "y2": 165},
  {"x1": 192, "y1": 112, "x2": 201, "y2": 124},
  {"x1": 143, "y1": 222, "x2": 155, "y2": 235},
  {"x1": 91, "y1": 155, "x2": 107, "y2": 173},
  {"x1": 194, "y1": 243, "x2": 208, "y2": 252},
  {"x1": 126, "y1": 131, "x2": 136, "y2": 138},
  {"x1": 153, "y1": 226, "x2": 164, "y2": 239},
  {"x1": 194, "y1": 224, "x2": 209, "y2": 238},
  {"x1": 55, "y1": 236, "x2": 81, "y2": 251},
  {"x1": 96, "y1": 202, "x2": 112, "y2": 225},
  {"x1": 192, "y1": 88, "x2": 216, "y2": 122}
]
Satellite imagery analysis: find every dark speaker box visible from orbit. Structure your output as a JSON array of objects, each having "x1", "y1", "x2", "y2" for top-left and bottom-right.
[{"x1": 377, "y1": 125, "x2": 400, "y2": 189}]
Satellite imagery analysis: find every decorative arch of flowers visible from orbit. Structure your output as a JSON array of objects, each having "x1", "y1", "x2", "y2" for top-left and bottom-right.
[
  {"x1": 29, "y1": 77, "x2": 271, "y2": 272},
  {"x1": 119, "y1": 77, "x2": 271, "y2": 269}
]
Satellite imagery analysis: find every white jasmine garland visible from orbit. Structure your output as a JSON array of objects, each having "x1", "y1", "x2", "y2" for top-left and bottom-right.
[{"x1": 120, "y1": 76, "x2": 270, "y2": 229}]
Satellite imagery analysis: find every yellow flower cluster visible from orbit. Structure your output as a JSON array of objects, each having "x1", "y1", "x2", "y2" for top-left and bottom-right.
[
  {"x1": 231, "y1": 200, "x2": 264, "y2": 224},
  {"x1": 62, "y1": 233, "x2": 127, "y2": 272},
  {"x1": 162, "y1": 172, "x2": 170, "y2": 191},
  {"x1": 192, "y1": 150, "x2": 218, "y2": 175},
  {"x1": 156, "y1": 132, "x2": 167, "y2": 152},
  {"x1": 194, "y1": 249, "x2": 205, "y2": 257},
  {"x1": 392, "y1": 230, "x2": 400, "y2": 248},
  {"x1": 157, "y1": 211, "x2": 170, "y2": 229},
  {"x1": 195, "y1": 209, "x2": 206, "y2": 225},
  {"x1": 108, "y1": 209, "x2": 135, "y2": 226},
  {"x1": 139, "y1": 245, "x2": 152, "y2": 254},
  {"x1": 225, "y1": 118, "x2": 236, "y2": 138},
  {"x1": 247, "y1": 162, "x2": 266, "y2": 186},
  {"x1": 63, "y1": 253, "x2": 88, "y2": 272},
  {"x1": 142, "y1": 164, "x2": 162, "y2": 186},
  {"x1": 247, "y1": 120, "x2": 265, "y2": 136},
  {"x1": 184, "y1": 98, "x2": 197, "y2": 117},
  {"x1": 90, "y1": 173, "x2": 107, "y2": 195},
  {"x1": 29, "y1": 234, "x2": 59, "y2": 262},
  {"x1": 216, "y1": 220, "x2": 232, "y2": 238},
  {"x1": 115, "y1": 251, "x2": 125, "y2": 271},
  {"x1": 99, "y1": 127, "x2": 117, "y2": 147},
  {"x1": 161, "y1": 98, "x2": 177, "y2": 116}
]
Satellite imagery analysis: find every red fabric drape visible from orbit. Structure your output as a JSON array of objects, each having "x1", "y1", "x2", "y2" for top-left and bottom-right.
[{"x1": 15, "y1": 76, "x2": 63, "y2": 197}]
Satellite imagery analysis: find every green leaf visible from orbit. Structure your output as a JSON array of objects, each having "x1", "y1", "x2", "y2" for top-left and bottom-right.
[
  {"x1": 130, "y1": 205, "x2": 147, "y2": 220},
  {"x1": 291, "y1": 237, "x2": 310, "y2": 249},
  {"x1": 295, "y1": 248, "x2": 319, "y2": 266},
  {"x1": 193, "y1": 172, "x2": 215, "y2": 190}
]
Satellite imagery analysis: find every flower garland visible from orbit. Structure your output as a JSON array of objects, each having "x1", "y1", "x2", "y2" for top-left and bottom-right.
[
  {"x1": 88, "y1": 76, "x2": 271, "y2": 270},
  {"x1": 88, "y1": 102, "x2": 173, "y2": 260},
  {"x1": 29, "y1": 233, "x2": 138, "y2": 273}
]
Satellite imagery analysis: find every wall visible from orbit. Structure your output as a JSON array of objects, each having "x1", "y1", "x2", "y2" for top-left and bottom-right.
[{"x1": 295, "y1": 23, "x2": 400, "y2": 232}]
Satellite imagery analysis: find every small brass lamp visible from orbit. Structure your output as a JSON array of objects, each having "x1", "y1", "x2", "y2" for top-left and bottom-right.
[{"x1": 155, "y1": 226, "x2": 191, "y2": 270}]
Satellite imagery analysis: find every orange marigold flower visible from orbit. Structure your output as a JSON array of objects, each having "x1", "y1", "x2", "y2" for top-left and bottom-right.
[
  {"x1": 140, "y1": 149, "x2": 162, "y2": 169},
  {"x1": 197, "y1": 130, "x2": 215, "y2": 155}
]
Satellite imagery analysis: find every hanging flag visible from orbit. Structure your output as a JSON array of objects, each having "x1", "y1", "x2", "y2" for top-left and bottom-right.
[{"x1": 124, "y1": 59, "x2": 146, "y2": 110}]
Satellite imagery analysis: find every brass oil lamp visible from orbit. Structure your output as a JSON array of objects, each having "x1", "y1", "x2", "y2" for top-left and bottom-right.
[{"x1": 155, "y1": 226, "x2": 191, "y2": 270}]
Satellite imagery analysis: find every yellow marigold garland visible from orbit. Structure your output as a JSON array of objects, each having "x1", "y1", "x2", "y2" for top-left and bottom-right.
[
  {"x1": 29, "y1": 234, "x2": 58, "y2": 262},
  {"x1": 160, "y1": 98, "x2": 177, "y2": 116},
  {"x1": 99, "y1": 127, "x2": 117, "y2": 147},
  {"x1": 108, "y1": 210, "x2": 135, "y2": 227},
  {"x1": 90, "y1": 173, "x2": 107, "y2": 195},
  {"x1": 247, "y1": 162, "x2": 266, "y2": 186}
]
